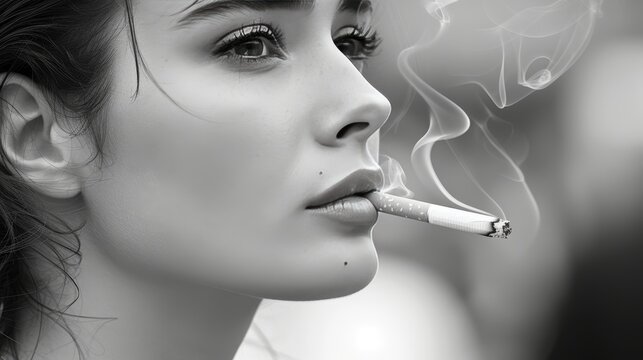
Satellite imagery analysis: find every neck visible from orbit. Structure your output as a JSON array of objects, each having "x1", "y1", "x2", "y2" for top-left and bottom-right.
[{"x1": 17, "y1": 225, "x2": 261, "y2": 360}]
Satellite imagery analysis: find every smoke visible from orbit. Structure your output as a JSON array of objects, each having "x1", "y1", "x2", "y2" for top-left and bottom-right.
[
  {"x1": 379, "y1": 155, "x2": 414, "y2": 197},
  {"x1": 383, "y1": 0, "x2": 602, "y2": 240},
  {"x1": 460, "y1": 0, "x2": 603, "y2": 108}
]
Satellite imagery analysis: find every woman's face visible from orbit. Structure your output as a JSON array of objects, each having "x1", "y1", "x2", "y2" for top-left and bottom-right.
[{"x1": 80, "y1": 0, "x2": 391, "y2": 300}]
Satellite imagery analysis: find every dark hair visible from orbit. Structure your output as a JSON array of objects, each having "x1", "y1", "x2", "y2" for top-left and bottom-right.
[{"x1": 0, "y1": 1, "x2": 132, "y2": 358}]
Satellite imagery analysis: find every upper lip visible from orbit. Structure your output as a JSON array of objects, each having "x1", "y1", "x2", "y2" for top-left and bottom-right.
[{"x1": 306, "y1": 168, "x2": 383, "y2": 209}]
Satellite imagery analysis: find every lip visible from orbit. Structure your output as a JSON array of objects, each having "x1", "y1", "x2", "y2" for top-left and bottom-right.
[
  {"x1": 306, "y1": 196, "x2": 378, "y2": 226},
  {"x1": 305, "y1": 168, "x2": 383, "y2": 226}
]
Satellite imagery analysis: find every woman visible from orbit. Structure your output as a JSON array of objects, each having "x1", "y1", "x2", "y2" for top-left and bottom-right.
[{"x1": 0, "y1": 0, "x2": 391, "y2": 359}]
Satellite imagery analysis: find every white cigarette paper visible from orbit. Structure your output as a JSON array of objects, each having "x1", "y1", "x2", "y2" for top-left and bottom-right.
[{"x1": 364, "y1": 192, "x2": 511, "y2": 238}]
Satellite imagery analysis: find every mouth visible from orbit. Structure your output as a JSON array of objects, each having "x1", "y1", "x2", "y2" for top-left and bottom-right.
[{"x1": 305, "y1": 169, "x2": 382, "y2": 227}]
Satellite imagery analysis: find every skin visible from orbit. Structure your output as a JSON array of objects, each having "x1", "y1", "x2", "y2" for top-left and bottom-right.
[
  {"x1": 82, "y1": 0, "x2": 391, "y2": 301},
  {"x1": 0, "y1": 0, "x2": 391, "y2": 359}
]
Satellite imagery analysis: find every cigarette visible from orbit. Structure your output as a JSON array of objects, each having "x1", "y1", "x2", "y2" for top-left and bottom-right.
[{"x1": 364, "y1": 192, "x2": 511, "y2": 238}]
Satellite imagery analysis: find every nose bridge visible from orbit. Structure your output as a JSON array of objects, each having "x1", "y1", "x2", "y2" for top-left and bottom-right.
[{"x1": 311, "y1": 49, "x2": 391, "y2": 147}]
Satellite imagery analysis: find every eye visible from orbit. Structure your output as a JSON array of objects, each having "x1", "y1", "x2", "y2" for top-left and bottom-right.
[
  {"x1": 213, "y1": 24, "x2": 286, "y2": 64},
  {"x1": 333, "y1": 26, "x2": 382, "y2": 61},
  {"x1": 231, "y1": 39, "x2": 268, "y2": 58},
  {"x1": 335, "y1": 38, "x2": 362, "y2": 58}
]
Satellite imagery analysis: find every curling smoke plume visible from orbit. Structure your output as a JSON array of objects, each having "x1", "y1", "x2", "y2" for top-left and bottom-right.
[
  {"x1": 379, "y1": 155, "x2": 415, "y2": 198},
  {"x1": 385, "y1": 0, "x2": 602, "y2": 241}
]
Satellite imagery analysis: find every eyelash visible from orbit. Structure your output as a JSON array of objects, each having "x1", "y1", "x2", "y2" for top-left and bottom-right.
[
  {"x1": 214, "y1": 23, "x2": 286, "y2": 64},
  {"x1": 213, "y1": 23, "x2": 382, "y2": 65},
  {"x1": 333, "y1": 25, "x2": 382, "y2": 60}
]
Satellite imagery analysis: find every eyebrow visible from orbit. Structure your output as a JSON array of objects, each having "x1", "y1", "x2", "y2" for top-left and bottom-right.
[{"x1": 176, "y1": 0, "x2": 373, "y2": 28}]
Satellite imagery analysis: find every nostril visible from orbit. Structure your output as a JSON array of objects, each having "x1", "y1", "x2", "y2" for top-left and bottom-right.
[{"x1": 336, "y1": 122, "x2": 369, "y2": 139}]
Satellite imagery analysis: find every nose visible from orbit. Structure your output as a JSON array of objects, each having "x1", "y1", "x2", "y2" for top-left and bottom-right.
[{"x1": 313, "y1": 52, "x2": 392, "y2": 147}]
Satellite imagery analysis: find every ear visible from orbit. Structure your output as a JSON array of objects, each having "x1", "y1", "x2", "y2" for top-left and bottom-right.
[{"x1": 0, "y1": 73, "x2": 82, "y2": 199}]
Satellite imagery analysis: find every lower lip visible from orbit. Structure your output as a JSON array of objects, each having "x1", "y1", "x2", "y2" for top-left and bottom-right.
[{"x1": 306, "y1": 196, "x2": 378, "y2": 227}]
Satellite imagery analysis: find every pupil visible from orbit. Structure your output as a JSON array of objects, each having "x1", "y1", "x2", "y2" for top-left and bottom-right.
[
  {"x1": 337, "y1": 40, "x2": 358, "y2": 57},
  {"x1": 236, "y1": 40, "x2": 264, "y2": 57}
]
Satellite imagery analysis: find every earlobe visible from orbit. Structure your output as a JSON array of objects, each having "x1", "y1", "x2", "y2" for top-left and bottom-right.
[{"x1": 0, "y1": 73, "x2": 82, "y2": 199}]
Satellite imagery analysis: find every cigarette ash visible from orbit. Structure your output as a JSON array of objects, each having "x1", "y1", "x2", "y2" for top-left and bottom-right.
[{"x1": 489, "y1": 220, "x2": 512, "y2": 239}]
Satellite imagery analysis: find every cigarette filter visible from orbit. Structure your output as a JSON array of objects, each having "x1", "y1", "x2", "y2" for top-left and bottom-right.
[{"x1": 364, "y1": 192, "x2": 511, "y2": 238}]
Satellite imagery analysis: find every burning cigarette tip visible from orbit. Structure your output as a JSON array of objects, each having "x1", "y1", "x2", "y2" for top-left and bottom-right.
[{"x1": 489, "y1": 220, "x2": 511, "y2": 239}]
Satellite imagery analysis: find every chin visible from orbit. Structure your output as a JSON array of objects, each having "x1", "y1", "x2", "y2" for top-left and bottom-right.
[{"x1": 241, "y1": 235, "x2": 380, "y2": 301}]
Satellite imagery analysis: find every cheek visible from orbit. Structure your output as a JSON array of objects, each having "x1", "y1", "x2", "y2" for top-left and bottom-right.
[
  {"x1": 82, "y1": 78, "x2": 305, "y2": 276},
  {"x1": 120, "y1": 77, "x2": 301, "y2": 203}
]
